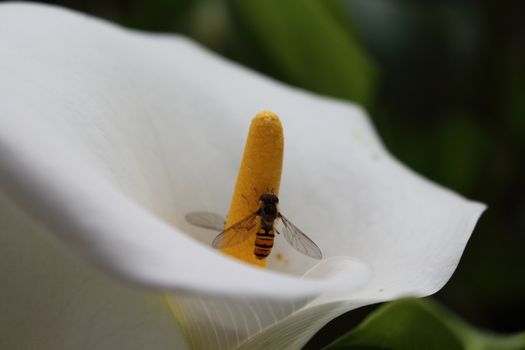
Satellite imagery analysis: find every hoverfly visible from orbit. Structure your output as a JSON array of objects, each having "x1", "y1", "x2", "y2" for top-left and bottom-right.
[{"x1": 185, "y1": 193, "x2": 323, "y2": 260}]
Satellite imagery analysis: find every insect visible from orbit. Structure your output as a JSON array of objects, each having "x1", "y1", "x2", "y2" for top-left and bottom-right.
[{"x1": 185, "y1": 193, "x2": 323, "y2": 260}]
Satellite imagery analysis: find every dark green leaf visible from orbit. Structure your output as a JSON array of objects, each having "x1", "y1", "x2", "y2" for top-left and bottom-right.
[
  {"x1": 325, "y1": 298, "x2": 525, "y2": 350},
  {"x1": 227, "y1": 0, "x2": 376, "y2": 106}
]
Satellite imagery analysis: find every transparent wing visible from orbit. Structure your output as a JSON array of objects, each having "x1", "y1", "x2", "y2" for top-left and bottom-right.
[
  {"x1": 212, "y1": 211, "x2": 259, "y2": 249},
  {"x1": 278, "y1": 213, "x2": 323, "y2": 259},
  {"x1": 185, "y1": 212, "x2": 225, "y2": 231}
]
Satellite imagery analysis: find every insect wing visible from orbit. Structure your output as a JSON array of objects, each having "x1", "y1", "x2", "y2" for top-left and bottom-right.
[
  {"x1": 212, "y1": 211, "x2": 259, "y2": 249},
  {"x1": 278, "y1": 213, "x2": 323, "y2": 259},
  {"x1": 185, "y1": 212, "x2": 225, "y2": 231}
]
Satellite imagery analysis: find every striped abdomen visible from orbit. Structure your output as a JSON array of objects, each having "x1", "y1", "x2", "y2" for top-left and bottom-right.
[{"x1": 254, "y1": 227, "x2": 274, "y2": 259}]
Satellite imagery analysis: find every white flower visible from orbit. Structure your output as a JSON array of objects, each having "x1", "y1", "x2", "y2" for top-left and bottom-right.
[{"x1": 0, "y1": 3, "x2": 485, "y2": 350}]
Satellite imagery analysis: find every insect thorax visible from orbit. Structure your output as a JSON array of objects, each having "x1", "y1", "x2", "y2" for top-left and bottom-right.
[{"x1": 259, "y1": 202, "x2": 277, "y2": 225}]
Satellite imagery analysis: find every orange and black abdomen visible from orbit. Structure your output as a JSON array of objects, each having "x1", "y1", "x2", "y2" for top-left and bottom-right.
[{"x1": 254, "y1": 227, "x2": 274, "y2": 259}]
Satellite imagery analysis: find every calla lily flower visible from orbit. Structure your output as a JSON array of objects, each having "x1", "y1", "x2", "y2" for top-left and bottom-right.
[{"x1": 0, "y1": 3, "x2": 485, "y2": 350}]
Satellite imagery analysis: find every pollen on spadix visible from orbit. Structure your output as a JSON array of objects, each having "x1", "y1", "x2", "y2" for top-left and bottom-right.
[{"x1": 221, "y1": 111, "x2": 284, "y2": 267}]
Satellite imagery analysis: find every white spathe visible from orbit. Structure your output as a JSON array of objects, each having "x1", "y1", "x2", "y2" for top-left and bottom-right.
[{"x1": 0, "y1": 3, "x2": 485, "y2": 350}]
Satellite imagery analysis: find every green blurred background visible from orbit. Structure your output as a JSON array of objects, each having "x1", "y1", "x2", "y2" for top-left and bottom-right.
[{"x1": 26, "y1": 0, "x2": 525, "y2": 348}]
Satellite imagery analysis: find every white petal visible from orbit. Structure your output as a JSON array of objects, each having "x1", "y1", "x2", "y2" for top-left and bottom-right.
[
  {"x1": 166, "y1": 256, "x2": 371, "y2": 349},
  {"x1": 0, "y1": 2, "x2": 368, "y2": 300},
  {"x1": 0, "y1": 3, "x2": 485, "y2": 350}
]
